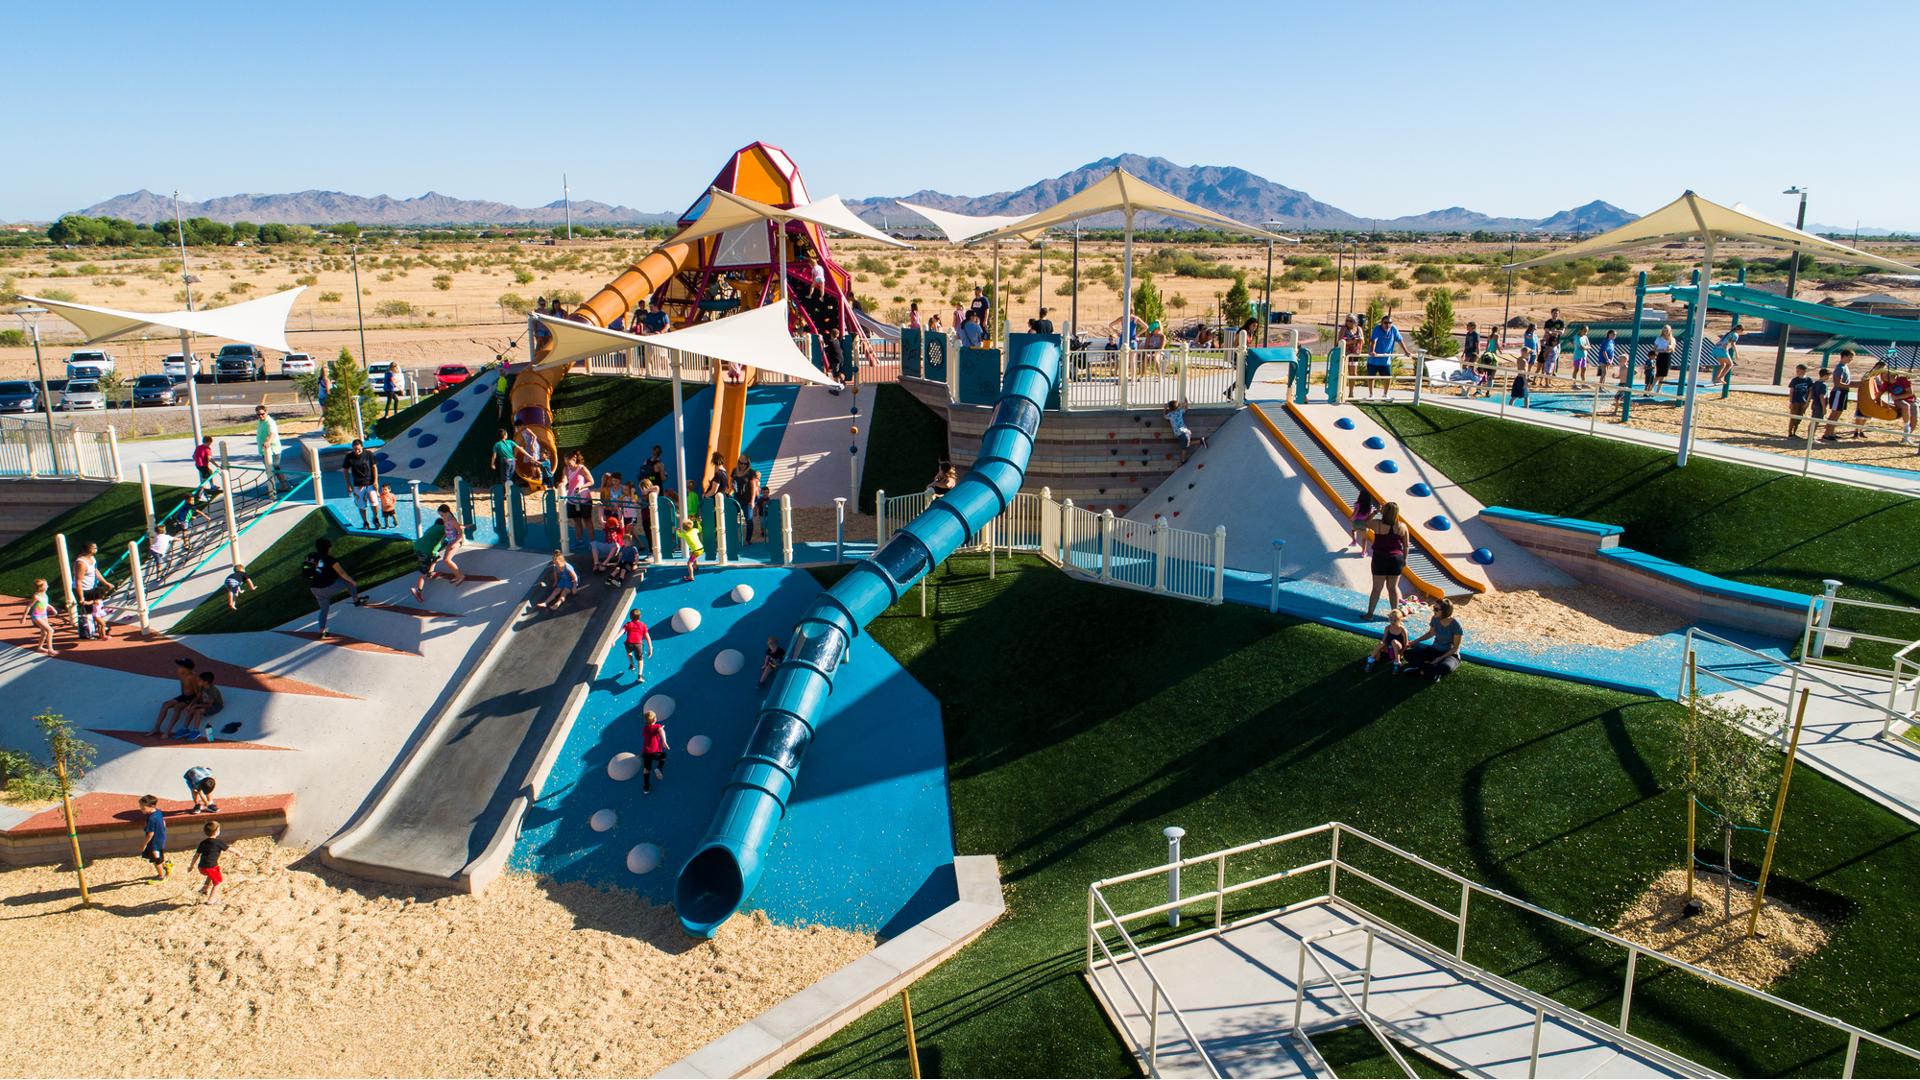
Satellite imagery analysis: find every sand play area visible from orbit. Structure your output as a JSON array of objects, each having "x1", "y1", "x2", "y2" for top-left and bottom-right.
[{"x1": 0, "y1": 839, "x2": 871, "y2": 1077}]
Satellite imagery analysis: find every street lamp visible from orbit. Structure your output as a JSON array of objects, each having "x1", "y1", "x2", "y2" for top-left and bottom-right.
[
  {"x1": 172, "y1": 191, "x2": 207, "y2": 444},
  {"x1": 10, "y1": 305, "x2": 55, "y2": 444},
  {"x1": 1262, "y1": 220, "x2": 1287, "y2": 347},
  {"x1": 1772, "y1": 186, "x2": 1810, "y2": 384}
]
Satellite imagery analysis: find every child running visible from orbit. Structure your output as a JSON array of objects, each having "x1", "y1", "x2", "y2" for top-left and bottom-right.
[
  {"x1": 139, "y1": 794, "x2": 170, "y2": 881},
  {"x1": 531, "y1": 551, "x2": 580, "y2": 613},
  {"x1": 622, "y1": 608, "x2": 654, "y2": 679},
  {"x1": 187, "y1": 821, "x2": 228, "y2": 905},
  {"x1": 641, "y1": 709, "x2": 670, "y2": 794},
  {"x1": 1365, "y1": 609, "x2": 1409, "y2": 673},
  {"x1": 22, "y1": 579, "x2": 56, "y2": 656},
  {"x1": 675, "y1": 516, "x2": 704, "y2": 583},
  {"x1": 223, "y1": 563, "x2": 256, "y2": 611}
]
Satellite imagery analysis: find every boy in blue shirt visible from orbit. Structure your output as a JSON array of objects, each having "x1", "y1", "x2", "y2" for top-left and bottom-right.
[
  {"x1": 139, "y1": 794, "x2": 170, "y2": 880},
  {"x1": 1787, "y1": 363, "x2": 1815, "y2": 439},
  {"x1": 1598, "y1": 330, "x2": 1619, "y2": 384}
]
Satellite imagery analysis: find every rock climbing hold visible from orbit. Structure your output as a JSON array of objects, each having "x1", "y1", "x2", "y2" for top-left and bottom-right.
[
  {"x1": 1362, "y1": 436, "x2": 1386, "y2": 450},
  {"x1": 1377, "y1": 460, "x2": 1399, "y2": 474},
  {"x1": 1335, "y1": 417, "x2": 1357, "y2": 430},
  {"x1": 1408, "y1": 483, "x2": 1433, "y2": 498},
  {"x1": 1471, "y1": 547, "x2": 1496, "y2": 565},
  {"x1": 1428, "y1": 515, "x2": 1452, "y2": 531}
]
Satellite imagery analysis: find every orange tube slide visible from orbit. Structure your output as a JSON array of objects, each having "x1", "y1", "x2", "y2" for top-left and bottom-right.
[{"x1": 511, "y1": 243, "x2": 693, "y2": 489}]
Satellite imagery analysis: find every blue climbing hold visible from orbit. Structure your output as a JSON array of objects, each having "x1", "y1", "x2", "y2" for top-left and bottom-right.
[
  {"x1": 407, "y1": 427, "x2": 423, "y2": 439},
  {"x1": 444, "y1": 410, "x2": 463, "y2": 423},
  {"x1": 473, "y1": 381, "x2": 490, "y2": 395},
  {"x1": 1408, "y1": 483, "x2": 1432, "y2": 498},
  {"x1": 1428, "y1": 515, "x2": 1452, "y2": 531},
  {"x1": 439, "y1": 398, "x2": 460, "y2": 412},
  {"x1": 1471, "y1": 547, "x2": 1496, "y2": 565},
  {"x1": 375, "y1": 454, "x2": 395, "y2": 470},
  {"x1": 1362, "y1": 435, "x2": 1386, "y2": 450},
  {"x1": 1334, "y1": 417, "x2": 1356, "y2": 430},
  {"x1": 417, "y1": 433, "x2": 439, "y2": 448},
  {"x1": 409, "y1": 457, "x2": 427, "y2": 470},
  {"x1": 1377, "y1": 460, "x2": 1399, "y2": 474}
]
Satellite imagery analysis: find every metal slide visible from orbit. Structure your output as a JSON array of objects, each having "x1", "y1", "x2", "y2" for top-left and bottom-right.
[
  {"x1": 1252, "y1": 403, "x2": 1475, "y2": 600},
  {"x1": 673, "y1": 339, "x2": 1062, "y2": 936}
]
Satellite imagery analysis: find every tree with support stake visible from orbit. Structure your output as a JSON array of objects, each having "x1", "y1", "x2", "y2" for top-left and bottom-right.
[
  {"x1": 1668, "y1": 654, "x2": 1783, "y2": 919},
  {"x1": 39, "y1": 710, "x2": 99, "y2": 907}
]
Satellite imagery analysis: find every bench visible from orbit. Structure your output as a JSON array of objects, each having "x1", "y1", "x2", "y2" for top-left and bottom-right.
[{"x1": 0, "y1": 792, "x2": 293, "y2": 866}]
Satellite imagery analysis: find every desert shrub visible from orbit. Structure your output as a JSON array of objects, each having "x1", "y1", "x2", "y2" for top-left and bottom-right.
[
  {"x1": 317, "y1": 291, "x2": 342, "y2": 303},
  {"x1": 375, "y1": 299, "x2": 413, "y2": 317},
  {"x1": 432, "y1": 274, "x2": 453, "y2": 291},
  {"x1": 1353, "y1": 263, "x2": 1392, "y2": 282},
  {"x1": 1412, "y1": 264, "x2": 1447, "y2": 284}
]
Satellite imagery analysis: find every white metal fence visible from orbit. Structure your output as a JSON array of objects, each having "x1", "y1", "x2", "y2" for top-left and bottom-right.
[
  {"x1": 0, "y1": 416, "x2": 120, "y2": 480},
  {"x1": 877, "y1": 487, "x2": 1226, "y2": 605},
  {"x1": 1060, "y1": 344, "x2": 1246, "y2": 412}
]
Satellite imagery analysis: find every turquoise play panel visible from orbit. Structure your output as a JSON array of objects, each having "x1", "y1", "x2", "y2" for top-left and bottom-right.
[{"x1": 511, "y1": 565, "x2": 955, "y2": 935}]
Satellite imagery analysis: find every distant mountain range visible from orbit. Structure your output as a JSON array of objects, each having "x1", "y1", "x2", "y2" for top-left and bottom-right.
[{"x1": 71, "y1": 155, "x2": 1638, "y2": 234}]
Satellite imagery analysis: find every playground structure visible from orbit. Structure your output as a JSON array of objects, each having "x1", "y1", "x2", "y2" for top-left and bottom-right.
[{"x1": 512, "y1": 142, "x2": 867, "y2": 493}]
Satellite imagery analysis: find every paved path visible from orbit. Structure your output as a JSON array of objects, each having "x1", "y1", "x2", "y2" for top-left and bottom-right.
[
  {"x1": 1090, "y1": 903, "x2": 1695, "y2": 1078},
  {"x1": 146, "y1": 500, "x2": 319, "y2": 631}
]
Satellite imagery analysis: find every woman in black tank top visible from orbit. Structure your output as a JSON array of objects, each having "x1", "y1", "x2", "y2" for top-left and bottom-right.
[{"x1": 1360, "y1": 501, "x2": 1410, "y2": 617}]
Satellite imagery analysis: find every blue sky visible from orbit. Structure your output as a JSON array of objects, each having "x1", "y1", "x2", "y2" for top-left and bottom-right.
[{"x1": 6, "y1": 0, "x2": 1917, "y2": 227}]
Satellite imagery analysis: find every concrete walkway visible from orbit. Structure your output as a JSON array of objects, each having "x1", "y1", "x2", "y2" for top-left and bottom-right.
[
  {"x1": 766, "y1": 385, "x2": 874, "y2": 507},
  {"x1": 146, "y1": 500, "x2": 320, "y2": 631},
  {"x1": 1090, "y1": 903, "x2": 1695, "y2": 1079}
]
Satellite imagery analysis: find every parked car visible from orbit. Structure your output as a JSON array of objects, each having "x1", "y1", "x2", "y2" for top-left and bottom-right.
[
  {"x1": 162, "y1": 352, "x2": 201, "y2": 378},
  {"x1": 214, "y1": 343, "x2": 267, "y2": 381},
  {"x1": 0, "y1": 381, "x2": 45, "y2": 413},
  {"x1": 65, "y1": 349, "x2": 116, "y2": 380},
  {"x1": 132, "y1": 373, "x2": 180, "y2": 406},
  {"x1": 59, "y1": 380, "x2": 106, "y2": 411},
  {"x1": 281, "y1": 352, "x2": 315, "y2": 377},
  {"x1": 434, "y1": 363, "x2": 473, "y2": 389},
  {"x1": 367, "y1": 361, "x2": 410, "y2": 396}
]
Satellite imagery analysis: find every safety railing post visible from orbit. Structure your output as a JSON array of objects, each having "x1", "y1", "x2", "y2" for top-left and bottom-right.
[
  {"x1": 138, "y1": 462, "x2": 156, "y2": 536},
  {"x1": 126, "y1": 540, "x2": 150, "y2": 631},
  {"x1": 54, "y1": 532, "x2": 77, "y2": 624},
  {"x1": 500, "y1": 484, "x2": 516, "y2": 548},
  {"x1": 648, "y1": 488, "x2": 664, "y2": 564},
  {"x1": 1178, "y1": 342, "x2": 1190, "y2": 402},
  {"x1": 1412, "y1": 356, "x2": 1424, "y2": 406},
  {"x1": 1164, "y1": 826, "x2": 1184, "y2": 929},
  {"x1": 106, "y1": 424, "x2": 122, "y2": 481},
  {"x1": 1292, "y1": 942, "x2": 1309, "y2": 1029},
  {"x1": 1099, "y1": 510, "x2": 1114, "y2": 580},
  {"x1": 876, "y1": 489, "x2": 887, "y2": 546},
  {"x1": 556, "y1": 485, "x2": 572, "y2": 555},
  {"x1": 1212, "y1": 525, "x2": 1227, "y2": 604},
  {"x1": 1086, "y1": 887, "x2": 1097, "y2": 971},
  {"x1": 1844, "y1": 1031, "x2": 1861, "y2": 1079},
  {"x1": 834, "y1": 497, "x2": 846, "y2": 564},
  {"x1": 1146, "y1": 984, "x2": 1161, "y2": 1075},
  {"x1": 216, "y1": 443, "x2": 242, "y2": 571},
  {"x1": 408, "y1": 480, "x2": 423, "y2": 540},
  {"x1": 1528, "y1": 1004, "x2": 1545, "y2": 1078},
  {"x1": 714, "y1": 494, "x2": 730, "y2": 565},
  {"x1": 780, "y1": 493, "x2": 794, "y2": 565},
  {"x1": 1269, "y1": 539, "x2": 1285, "y2": 613},
  {"x1": 1620, "y1": 947, "x2": 1639, "y2": 1031},
  {"x1": 1456, "y1": 882, "x2": 1471, "y2": 959},
  {"x1": 1059, "y1": 498, "x2": 1074, "y2": 565},
  {"x1": 1214, "y1": 852, "x2": 1227, "y2": 928},
  {"x1": 1328, "y1": 824, "x2": 1342, "y2": 898},
  {"x1": 1152, "y1": 519, "x2": 1168, "y2": 593},
  {"x1": 1810, "y1": 579, "x2": 1843, "y2": 657},
  {"x1": 1361, "y1": 927, "x2": 1377, "y2": 1011}
]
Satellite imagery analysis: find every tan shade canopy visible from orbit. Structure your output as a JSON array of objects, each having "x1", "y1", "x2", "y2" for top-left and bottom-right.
[
  {"x1": 969, "y1": 168, "x2": 1296, "y2": 244},
  {"x1": 894, "y1": 201, "x2": 1032, "y2": 244},
  {"x1": 21, "y1": 287, "x2": 305, "y2": 354},
  {"x1": 657, "y1": 188, "x2": 911, "y2": 251},
  {"x1": 1506, "y1": 191, "x2": 1920, "y2": 273},
  {"x1": 531, "y1": 302, "x2": 837, "y2": 386}
]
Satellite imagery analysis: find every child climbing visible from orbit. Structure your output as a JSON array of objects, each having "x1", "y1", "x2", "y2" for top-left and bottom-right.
[
  {"x1": 675, "y1": 516, "x2": 704, "y2": 583},
  {"x1": 641, "y1": 709, "x2": 670, "y2": 795},
  {"x1": 224, "y1": 563, "x2": 256, "y2": 611},
  {"x1": 1163, "y1": 399, "x2": 1206, "y2": 464},
  {"x1": 759, "y1": 635, "x2": 786, "y2": 688},
  {"x1": 1365, "y1": 609, "x2": 1409, "y2": 672}
]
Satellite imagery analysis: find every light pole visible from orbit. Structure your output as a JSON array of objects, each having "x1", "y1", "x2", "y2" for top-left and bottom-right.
[
  {"x1": 1262, "y1": 220, "x2": 1287, "y2": 347},
  {"x1": 172, "y1": 192, "x2": 207, "y2": 444},
  {"x1": 1772, "y1": 186, "x2": 1809, "y2": 385},
  {"x1": 1501, "y1": 233, "x2": 1517, "y2": 335},
  {"x1": 563, "y1": 173, "x2": 573, "y2": 243},
  {"x1": 349, "y1": 239, "x2": 369, "y2": 440},
  {"x1": 11, "y1": 306, "x2": 55, "y2": 444}
]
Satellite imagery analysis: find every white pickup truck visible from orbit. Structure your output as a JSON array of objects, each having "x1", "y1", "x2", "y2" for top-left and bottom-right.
[{"x1": 65, "y1": 349, "x2": 116, "y2": 380}]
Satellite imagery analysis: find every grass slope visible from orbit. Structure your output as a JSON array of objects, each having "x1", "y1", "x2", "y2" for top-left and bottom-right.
[
  {"x1": 437, "y1": 374, "x2": 673, "y2": 488},
  {"x1": 0, "y1": 482, "x2": 189, "y2": 599},
  {"x1": 169, "y1": 511, "x2": 417, "y2": 635},
  {"x1": 859, "y1": 384, "x2": 948, "y2": 514},
  {"x1": 785, "y1": 556, "x2": 1920, "y2": 1078}
]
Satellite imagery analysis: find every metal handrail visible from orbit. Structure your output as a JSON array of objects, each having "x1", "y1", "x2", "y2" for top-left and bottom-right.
[
  {"x1": 1685, "y1": 627, "x2": 1917, "y2": 745},
  {"x1": 1292, "y1": 926, "x2": 1417, "y2": 1079},
  {"x1": 1087, "y1": 886, "x2": 1222, "y2": 1077}
]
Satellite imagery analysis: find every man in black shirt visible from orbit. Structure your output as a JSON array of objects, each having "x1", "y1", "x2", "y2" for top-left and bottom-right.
[
  {"x1": 302, "y1": 536, "x2": 363, "y2": 640},
  {"x1": 341, "y1": 440, "x2": 379, "y2": 529},
  {"x1": 967, "y1": 287, "x2": 990, "y2": 331},
  {"x1": 1031, "y1": 307, "x2": 1055, "y2": 336},
  {"x1": 1541, "y1": 308, "x2": 1566, "y2": 359}
]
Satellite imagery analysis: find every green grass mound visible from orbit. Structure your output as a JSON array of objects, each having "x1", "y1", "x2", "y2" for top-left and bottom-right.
[
  {"x1": 170, "y1": 510, "x2": 417, "y2": 635},
  {"x1": 784, "y1": 556, "x2": 1920, "y2": 1078},
  {"x1": 859, "y1": 384, "x2": 948, "y2": 514},
  {"x1": 437, "y1": 374, "x2": 673, "y2": 487},
  {"x1": 0, "y1": 482, "x2": 188, "y2": 599}
]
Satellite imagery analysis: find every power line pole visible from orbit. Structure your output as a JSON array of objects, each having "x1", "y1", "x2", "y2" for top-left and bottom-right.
[{"x1": 563, "y1": 174, "x2": 573, "y2": 243}]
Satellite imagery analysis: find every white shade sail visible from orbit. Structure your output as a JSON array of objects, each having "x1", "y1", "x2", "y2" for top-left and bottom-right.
[
  {"x1": 532, "y1": 302, "x2": 837, "y2": 386},
  {"x1": 658, "y1": 188, "x2": 911, "y2": 251},
  {"x1": 969, "y1": 168, "x2": 1296, "y2": 244},
  {"x1": 894, "y1": 201, "x2": 1032, "y2": 244},
  {"x1": 1506, "y1": 191, "x2": 1920, "y2": 273},
  {"x1": 21, "y1": 287, "x2": 305, "y2": 354}
]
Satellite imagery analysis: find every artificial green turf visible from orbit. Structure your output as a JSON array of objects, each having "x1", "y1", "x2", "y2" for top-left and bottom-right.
[
  {"x1": 169, "y1": 510, "x2": 418, "y2": 635},
  {"x1": 859, "y1": 384, "x2": 948, "y2": 514},
  {"x1": 1361, "y1": 404, "x2": 1920, "y2": 661},
  {"x1": 0, "y1": 482, "x2": 189, "y2": 599},
  {"x1": 435, "y1": 373, "x2": 673, "y2": 488},
  {"x1": 783, "y1": 556, "x2": 1920, "y2": 1078},
  {"x1": 1311, "y1": 1026, "x2": 1453, "y2": 1078}
]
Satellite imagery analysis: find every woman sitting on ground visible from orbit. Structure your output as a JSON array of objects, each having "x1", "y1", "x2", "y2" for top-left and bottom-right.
[{"x1": 1404, "y1": 599, "x2": 1466, "y2": 682}]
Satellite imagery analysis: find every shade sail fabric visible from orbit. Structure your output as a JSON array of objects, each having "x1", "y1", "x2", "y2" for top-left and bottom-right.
[
  {"x1": 658, "y1": 188, "x2": 911, "y2": 251},
  {"x1": 532, "y1": 302, "x2": 838, "y2": 386},
  {"x1": 894, "y1": 201, "x2": 1032, "y2": 244},
  {"x1": 1506, "y1": 191, "x2": 1920, "y2": 273},
  {"x1": 22, "y1": 287, "x2": 305, "y2": 354},
  {"x1": 969, "y1": 168, "x2": 1295, "y2": 243}
]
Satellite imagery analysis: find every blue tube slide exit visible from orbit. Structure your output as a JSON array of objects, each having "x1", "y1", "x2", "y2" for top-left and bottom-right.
[{"x1": 675, "y1": 339, "x2": 1061, "y2": 936}]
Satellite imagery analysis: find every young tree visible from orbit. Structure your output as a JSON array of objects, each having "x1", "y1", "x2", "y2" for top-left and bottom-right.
[
  {"x1": 1665, "y1": 686, "x2": 1781, "y2": 918},
  {"x1": 1223, "y1": 271, "x2": 1254, "y2": 329},
  {"x1": 1413, "y1": 289, "x2": 1460, "y2": 357},
  {"x1": 38, "y1": 710, "x2": 97, "y2": 904},
  {"x1": 321, "y1": 349, "x2": 376, "y2": 441},
  {"x1": 1132, "y1": 271, "x2": 1164, "y2": 327},
  {"x1": 1363, "y1": 293, "x2": 1389, "y2": 332}
]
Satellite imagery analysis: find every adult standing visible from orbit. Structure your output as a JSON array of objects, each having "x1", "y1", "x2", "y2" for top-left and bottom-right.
[
  {"x1": 642, "y1": 299, "x2": 669, "y2": 335},
  {"x1": 381, "y1": 366, "x2": 400, "y2": 418},
  {"x1": 967, "y1": 286, "x2": 990, "y2": 332},
  {"x1": 253, "y1": 405, "x2": 283, "y2": 493},
  {"x1": 341, "y1": 438, "x2": 379, "y2": 530},
  {"x1": 1360, "y1": 501, "x2": 1411, "y2": 617},
  {"x1": 301, "y1": 535, "x2": 362, "y2": 641},
  {"x1": 1823, "y1": 348, "x2": 1855, "y2": 441},
  {"x1": 74, "y1": 541, "x2": 104, "y2": 602},
  {"x1": 1364, "y1": 313, "x2": 1413, "y2": 399},
  {"x1": 1031, "y1": 307, "x2": 1055, "y2": 336},
  {"x1": 1541, "y1": 307, "x2": 1566, "y2": 362},
  {"x1": 1404, "y1": 599, "x2": 1466, "y2": 682},
  {"x1": 958, "y1": 311, "x2": 986, "y2": 349},
  {"x1": 562, "y1": 450, "x2": 594, "y2": 539}
]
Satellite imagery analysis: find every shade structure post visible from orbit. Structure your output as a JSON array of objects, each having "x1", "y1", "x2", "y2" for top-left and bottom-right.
[
  {"x1": 1121, "y1": 210, "x2": 1135, "y2": 408},
  {"x1": 1677, "y1": 239, "x2": 1714, "y2": 467},
  {"x1": 137, "y1": 463, "x2": 156, "y2": 535},
  {"x1": 106, "y1": 425, "x2": 122, "y2": 482},
  {"x1": 714, "y1": 494, "x2": 729, "y2": 566},
  {"x1": 780, "y1": 493, "x2": 793, "y2": 565},
  {"x1": 670, "y1": 349, "x2": 689, "y2": 522},
  {"x1": 834, "y1": 497, "x2": 846, "y2": 563},
  {"x1": 54, "y1": 532, "x2": 77, "y2": 624},
  {"x1": 217, "y1": 442, "x2": 242, "y2": 571},
  {"x1": 648, "y1": 488, "x2": 663, "y2": 564},
  {"x1": 409, "y1": 480, "x2": 423, "y2": 540},
  {"x1": 1070, "y1": 223, "x2": 1080, "y2": 341},
  {"x1": 304, "y1": 442, "x2": 325, "y2": 507},
  {"x1": 775, "y1": 218, "x2": 788, "y2": 309},
  {"x1": 127, "y1": 540, "x2": 150, "y2": 630},
  {"x1": 993, "y1": 240, "x2": 1002, "y2": 346}
]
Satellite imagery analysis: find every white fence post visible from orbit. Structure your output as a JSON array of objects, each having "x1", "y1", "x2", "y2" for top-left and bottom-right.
[
  {"x1": 1811, "y1": 579, "x2": 1843, "y2": 658},
  {"x1": 106, "y1": 425, "x2": 123, "y2": 482},
  {"x1": 1039, "y1": 487, "x2": 1059, "y2": 564},
  {"x1": 305, "y1": 442, "x2": 326, "y2": 507},
  {"x1": 54, "y1": 532, "x2": 77, "y2": 624},
  {"x1": 1060, "y1": 498, "x2": 1075, "y2": 565},
  {"x1": 217, "y1": 442, "x2": 242, "y2": 571},
  {"x1": 876, "y1": 489, "x2": 888, "y2": 546},
  {"x1": 1270, "y1": 539, "x2": 1286, "y2": 613},
  {"x1": 409, "y1": 480, "x2": 423, "y2": 540},
  {"x1": 556, "y1": 487, "x2": 572, "y2": 555},
  {"x1": 780, "y1": 493, "x2": 794, "y2": 565},
  {"x1": 1178, "y1": 343, "x2": 1190, "y2": 403},
  {"x1": 1212, "y1": 525, "x2": 1227, "y2": 604},
  {"x1": 127, "y1": 540, "x2": 150, "y2": 631},
  {"x1": 1152, "y1": 518, "x2": 1168, "y2": 593},
  {"x1": 834, "y1": 497, "x2": 846, "y2": 564},
  {"x1": 1412, "y1": 355, "x2": 1425, "y2": 406},
  {"x1": 138, "y1": 462, "x2": 156, "y2": 535},
  {"x1": 1099, "y1": 509, "x2": 1114, "y2": 580},
  {"x1": 648, "y1": 489, "x2": 664, "y2": 564},
  {"x1": 714, "y1": 494, "x2": 729, "y2": 565}
]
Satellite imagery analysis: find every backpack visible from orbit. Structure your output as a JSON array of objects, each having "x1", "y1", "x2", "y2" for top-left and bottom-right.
[{"x1": 300, "y1": 553, "x2": 328, "y2": 587}]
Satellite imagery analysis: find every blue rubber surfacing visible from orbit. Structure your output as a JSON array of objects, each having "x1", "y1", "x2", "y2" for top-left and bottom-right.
[{"x1": 510, "y1": 566, "x2": 956, "y2": 936}]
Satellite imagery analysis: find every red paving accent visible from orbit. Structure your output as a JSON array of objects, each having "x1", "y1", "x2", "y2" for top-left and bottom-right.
[
  {"x1": 4, "y1": 792, "x2": 294, "y2": 838},
  {"x1": 364, "y1": 601, "x2": 455, "y2": 619},
  {"x1": 275, "y1": 630, "x2": 420, "y2": 655},
  {"x1": 0, "y1": 596, "x2": 356, "y2": 700},
  {"x1": 91, "y1": 729, "x2": 296, "y2": 751}
]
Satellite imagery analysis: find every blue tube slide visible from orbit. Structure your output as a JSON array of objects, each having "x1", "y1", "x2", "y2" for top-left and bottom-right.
[{"x1": 674, "y1": 339, "x2": 1062, "y2": 936}]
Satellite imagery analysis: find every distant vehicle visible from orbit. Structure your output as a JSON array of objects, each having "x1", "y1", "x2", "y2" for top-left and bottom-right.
[
  {"x1": 65, "y1": 349, "x2": 116, "y2": 380},
  {"x1": 59, "y1": 380, "x2": 106, "y2": 411},
  {"x1": 281, "y1": 352, "x2": 315, "y2": 377},
  {"x1": 162, "y1": 352, "x2": 201, "y2": 379},
  {"x1": 367, "y1": 361, "x2": 410, "y2": 396},
  {"x1": 434, "y1": 363, "x2": 473, "y2": 389},
  {"x1": 214, "y1": 343, "x2": 267, "y2": 382},
  {"x1": 131, "y1": 373, "x2": 180, "y2": 406},
  {"x1": 0, "y1": 381, "x2": 45, "y2": 413}
]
